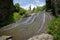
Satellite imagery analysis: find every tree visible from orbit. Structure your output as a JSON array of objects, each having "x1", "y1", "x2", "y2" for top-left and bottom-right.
[
  {"x1": 34, "y1": 6, "x2": 41, "y2": 13},
  {"x1": 19, "y1": 8, "x2": 26, "y2": 15},
  {"x1": 29, "y1": 5, "x2": 31, "y2": 11},
  {"x1": 41, "y1": 5, "x2": 46, "y2": 11},
  {"x1": 14, "y1": 3, "x2": 20, "y2": 12},
  {"x1": 32, "y1": 7, "x2": 35, "y2": 12},
  {"x1": 0, "y1": 0, "x2": 15, "y2": 27},
  {"x1": 46, "y1": 0, "x2": 51, "y2": 11}
]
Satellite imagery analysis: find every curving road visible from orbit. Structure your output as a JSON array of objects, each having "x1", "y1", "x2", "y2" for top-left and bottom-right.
[{"x1": 0, "y1": 11, "x2": 52, "y2": 40}]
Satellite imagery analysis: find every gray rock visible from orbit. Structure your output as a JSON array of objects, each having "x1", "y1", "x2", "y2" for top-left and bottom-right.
[{"x1": 28, "y1": 33, "x2": 53, "y2": 40}]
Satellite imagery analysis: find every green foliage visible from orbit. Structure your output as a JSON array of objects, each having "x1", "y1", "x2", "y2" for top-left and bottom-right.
[
  {"x1": 13, "y1": 12, "x2": 21, "y2": 22},
  {"x1": 41, "y1": 5, "x2": 46, "y2": 11},
  {"x1": 0, "y1": 2, "x2": 28, "y2": 27},
  {"x1": 14, "y1": 3, "x2": 27, "y2": 17},
  {"x1": 48, "y1": 17, "x2": 60, "y2": 40},
  {"x1": 32, "y1": 7, "x2": 35, "y2": 13},
  {"x1": 32, "y1": 7, "x2": 40, "y2": 13},
  {"x1": 26, "y1": 10, "x2": 32, "y2": 14},
  {"x1": 29, "y1": 5, "x2": 31, "y2": 11},
  {"x1": 14, "y1": 3, "x2": 20, "y2": 12},
  {"x1": 0, "y1": 14, "x2": 14, "y2": 27},
  {"x1": 0, "y1": 3, "x2": 46, "y2": 27},
  {"x1": 19, "y1": 8, "x2": 26, "y2": 15},
  {"x1": 7, "y1": 14, "x2": 14, "y2": 23},
  {"x1": 24, "y1": 13, "x2": 28, "y2": 17},
  {"x1": 36, "y1": 7, "x2": 41, "y2": 12},
  {"x1": 32, "y1": 5, "x2": 46, "y2": 13}
]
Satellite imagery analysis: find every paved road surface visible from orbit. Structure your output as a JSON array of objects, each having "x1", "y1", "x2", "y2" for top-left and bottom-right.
[{"x1": 0, "y1": 11, "x2": 52, "y2": 40}]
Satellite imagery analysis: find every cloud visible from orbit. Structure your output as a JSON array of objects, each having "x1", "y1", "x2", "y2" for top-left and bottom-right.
[
  {"x1": 13, "y1": 0, "x2": 46, "y2": 10},
  {"x1": 21, "y1": 5, "x2": 29, "y2": 10},
  {"x1": 21, "y1": 4, "x2": 37, "y2": 10},
  {"x1": 34, "y1": 0, "x2": 45, "y2": 6},
  {"x1": 21, "y1": 3, "x2": 45, "y2": 10},
  {"x1": 35, "y1": 0, "x2": 40, "y2": 3},
  {"x1": 37, "y1": 2, "x2": 45, "y2": 7},
  {"x1": 31, "y1": 4, "x2": 37, "y2": 10}
]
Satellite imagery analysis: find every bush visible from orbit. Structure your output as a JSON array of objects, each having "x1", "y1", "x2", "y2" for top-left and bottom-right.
[
  {"x1": 19, "y1": 8, "x2": 26, "y2": 16},
  {"x1": 48, "y1": 17, "x2": 60, "y2": 40},
  {"x1": 13, "y1": 12, "x2": 21, "y2": 22},
  {"x1": 0, "y1": 14, "x2": 14, "y2": 27}
]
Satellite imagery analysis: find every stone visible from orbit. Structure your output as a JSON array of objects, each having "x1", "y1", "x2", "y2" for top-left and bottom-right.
[
  {"x1": 28, "y1": 33, "x2": 53, "y2": 40},
  {"x1": 0, "y1": 36, "x2": 12, "y2": 40}
]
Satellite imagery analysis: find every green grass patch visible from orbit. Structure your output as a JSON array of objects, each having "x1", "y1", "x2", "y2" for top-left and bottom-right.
[{"x1": 48, "y1": 17, "x2": 60, "y2": 40}]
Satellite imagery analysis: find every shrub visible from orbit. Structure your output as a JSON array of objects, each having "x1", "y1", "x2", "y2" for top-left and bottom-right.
[
  {"x1": 13, "y1": 12, "x2": 21, "y2": 22},
  {"x1": 48, "y1": 17, "x2": 60, "y2": 40}
]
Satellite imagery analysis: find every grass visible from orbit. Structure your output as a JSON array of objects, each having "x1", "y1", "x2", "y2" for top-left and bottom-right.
[{"x1": 48, "y1": 17, "x2": 60, "y2": 40}]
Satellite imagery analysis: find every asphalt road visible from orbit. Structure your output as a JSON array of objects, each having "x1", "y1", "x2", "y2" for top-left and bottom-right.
[{"x1": 0, "y1": 11, "x2": 52, "y2": 40}]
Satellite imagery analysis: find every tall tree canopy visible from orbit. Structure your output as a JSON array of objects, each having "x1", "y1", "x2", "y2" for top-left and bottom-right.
[
  {"x1": 14, "y1": 3, "x2": 20, "y2": 12},
  {"x1": 0, "y1": 0, "x2": 15, "y2": 27}
]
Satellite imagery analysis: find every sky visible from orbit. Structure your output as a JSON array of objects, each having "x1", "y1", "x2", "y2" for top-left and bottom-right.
[{"x1": 13, "y1": 0, "x2": 46, "y2": 10}]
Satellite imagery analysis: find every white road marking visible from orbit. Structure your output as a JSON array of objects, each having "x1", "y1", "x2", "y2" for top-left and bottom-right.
[
  {"x1": 37, "y1": 13, "x2": 45, "y2": 33},
  {"x1": 0, "y1": 13, "x2": 36, "y2": 31}
]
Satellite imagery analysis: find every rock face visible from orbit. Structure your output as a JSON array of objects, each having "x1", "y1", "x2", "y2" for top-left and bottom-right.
[
  {"x1": 0, "y1": 0, "x2": 15, "y2": 27},
  {"x1": 28, "y1": 33, "x2": 53, "y2": 40}
]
